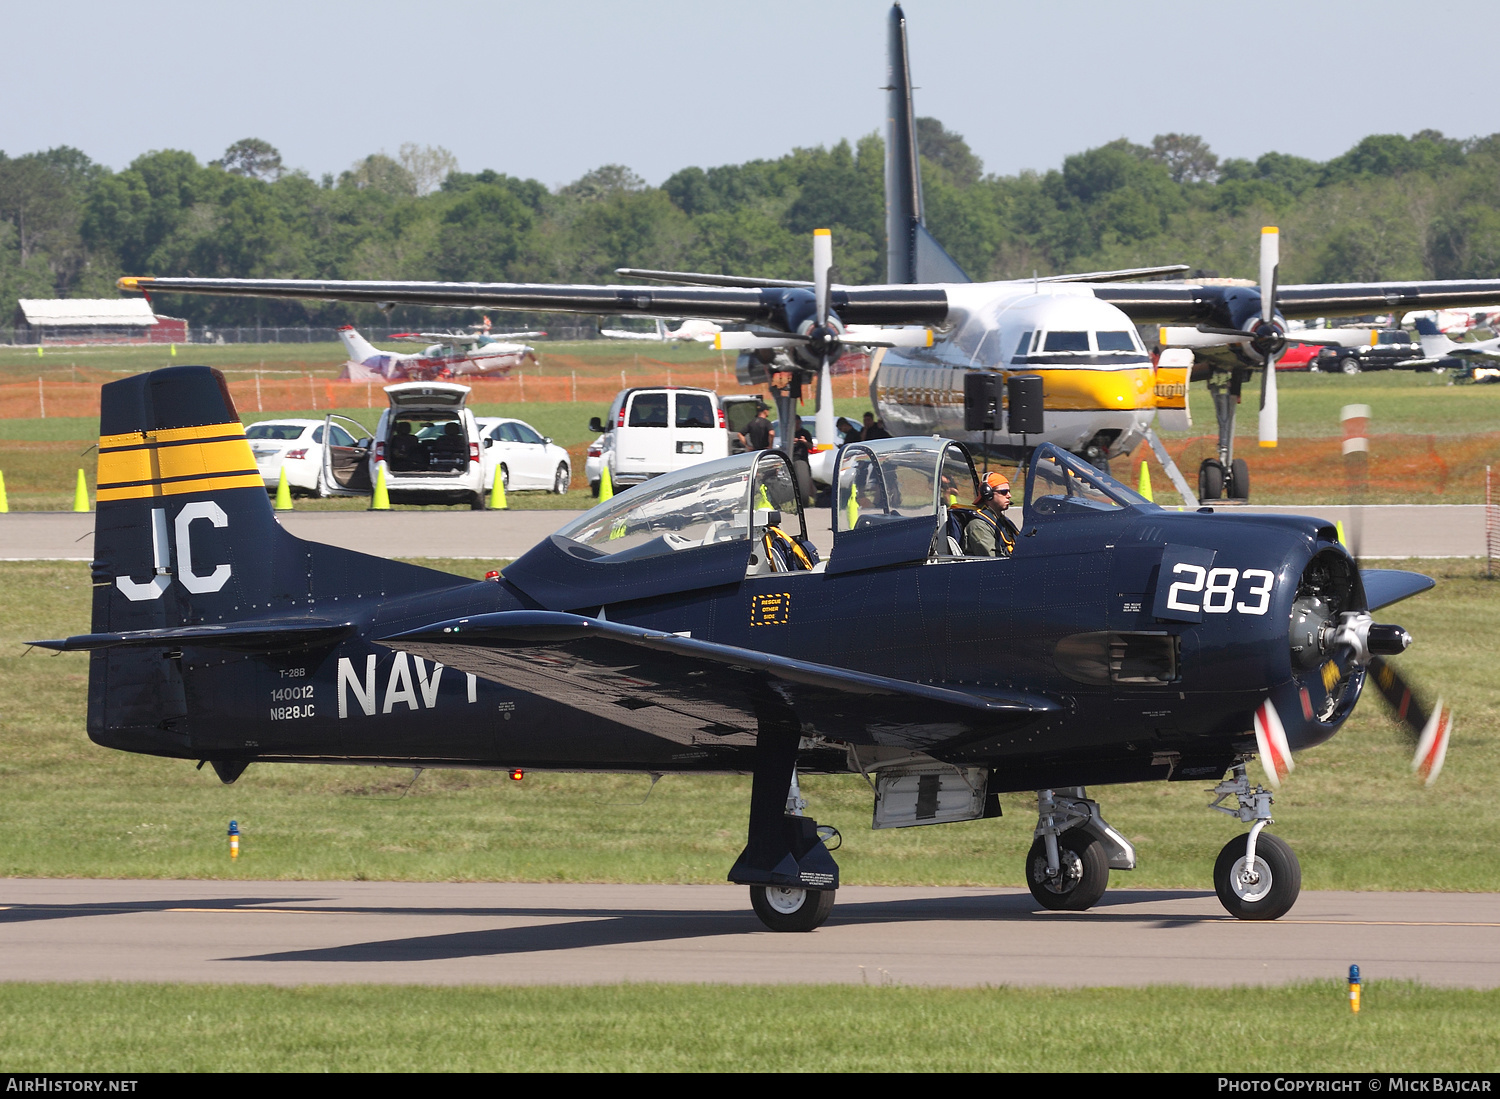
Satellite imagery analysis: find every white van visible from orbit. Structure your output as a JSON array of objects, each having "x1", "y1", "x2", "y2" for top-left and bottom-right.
[
  {"x1": 321, "y1": 382, "x2": 486, "y2": 508},
  {"x1": 587, "y1": 387, "x2": 729, "y2": 490}
]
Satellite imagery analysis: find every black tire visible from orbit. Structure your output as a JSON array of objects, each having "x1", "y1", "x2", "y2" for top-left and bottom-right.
[
  {"x1": 1340, "y1": 356, "x2": 1361, "y2": 375},
  {"x1": 589, "y1": 480, "x2": 601, "y2": 498},
  {"x1": 1214, "y1": 832, "x2": 1301, "y2": 921},
  {"x1": 793, "y1": 458, "x2": 814, "y2": 503},
  {"x1": 499, "y1": 464, "x2": 509, "y2": 491},
  {"x1": 1229, "y1": 457, "x2": 1250, "y2": 500},
  {"x1": 469, "y1": 489, "x2": 487, "y2": 511},
  {"x1": 553, "y1": 463, "x2": 571, "y2": 495},
  {"x1": 1199, "y1": 459, "x2": 1225, "y2": 501},
  {"x1": 749, "y1": 885, "x2": 836, "y2": 932},
  {"x1": 1026, "y1": 829, "x2": 1109, "y2": 911}
]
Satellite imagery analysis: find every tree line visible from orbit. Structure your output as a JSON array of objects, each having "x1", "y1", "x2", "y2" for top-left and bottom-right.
[{"x1": 3, "y1": 125, "x2": 1499, "y2": 328}]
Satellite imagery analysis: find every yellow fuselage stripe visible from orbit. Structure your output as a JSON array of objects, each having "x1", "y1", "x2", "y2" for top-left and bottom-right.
[{"x1": 877, "y1": 367, "x2": 1160, "y2": 412}]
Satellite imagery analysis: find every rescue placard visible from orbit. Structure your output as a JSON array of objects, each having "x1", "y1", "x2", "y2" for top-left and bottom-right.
[{"x1": 750, "y1": 592, "x2": 790, "y2": 626}]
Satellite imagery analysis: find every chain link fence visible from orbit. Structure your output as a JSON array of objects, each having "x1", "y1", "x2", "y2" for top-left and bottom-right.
[{"x1": 0, "y1": 325, "x2": 609, "y2": 346}]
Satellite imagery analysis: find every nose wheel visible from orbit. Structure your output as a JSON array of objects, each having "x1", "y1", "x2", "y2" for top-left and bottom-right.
[{"x1": 1213, "y1": 831, "x2": 1301, "y2": 920}]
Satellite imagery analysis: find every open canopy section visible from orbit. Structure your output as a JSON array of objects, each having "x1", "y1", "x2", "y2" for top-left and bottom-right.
[
  {"x1": 504, "y1": 451, "x2": 810, "y2": 610},
  {"x1": 829, "y1": 436, "x2": 980, "y2": 574},
  {"x1": 1024, "y1": 443, "x2": 1153, "y2": 517}
]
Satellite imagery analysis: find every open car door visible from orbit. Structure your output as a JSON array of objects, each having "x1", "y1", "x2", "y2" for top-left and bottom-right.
[{"x1": 319, "y1": 414, "x2": 374, "y2": 497}]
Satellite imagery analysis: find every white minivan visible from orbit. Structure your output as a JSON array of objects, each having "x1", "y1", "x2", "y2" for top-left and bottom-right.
[
  {"x1": 320, "y1": 382, "x2": 486, "y2": 508},
  {"x1": 587, "y1": 387, "x2": 728, "y2": 490}
]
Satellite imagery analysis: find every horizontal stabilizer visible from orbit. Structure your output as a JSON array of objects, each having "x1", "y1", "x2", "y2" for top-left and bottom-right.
[
  {"x1": 1361, "y1": 569, "x2": 1435, "y2": 611},
  {"x1": 32, "y1": 618, "x2": 356, "y2": 653},
  {"x1": 379, "y1": 610, "x2": 1056, "y2": 749},
  {"x1": 1044, "y1": 264, "x2": 1191, "y2": 284}
]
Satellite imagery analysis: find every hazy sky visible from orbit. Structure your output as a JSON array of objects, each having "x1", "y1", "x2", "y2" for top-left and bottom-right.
[{"x1": 6, "y1": 0, "x2": 1495, "y2": 188}]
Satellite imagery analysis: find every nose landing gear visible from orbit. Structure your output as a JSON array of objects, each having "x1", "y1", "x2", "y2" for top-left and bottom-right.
[{"x1": 1208, "y1": 762, "x2": 1302, "y2": 920}]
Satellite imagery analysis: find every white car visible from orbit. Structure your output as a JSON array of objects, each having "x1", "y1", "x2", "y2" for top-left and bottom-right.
[
  {"x1": 246, "y1": 418, "x2": 367, "y2": 495},
  {"x1": 475, "y1": 417, "x2": 572, "y2": 494}
]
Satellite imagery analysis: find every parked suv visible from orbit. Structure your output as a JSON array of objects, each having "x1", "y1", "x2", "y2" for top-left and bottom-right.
[
  {"x1": 1314, "y1": 330, "x2": 1427, "y2": 374},
  {"x1": 318, "y1": 382, "x2": 486, "y2": 508},
  {"x1": 586, "y1": 387, "x2": 728, "y2": 492}
]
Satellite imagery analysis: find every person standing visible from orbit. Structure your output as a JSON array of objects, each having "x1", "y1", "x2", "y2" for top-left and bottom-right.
[{"x1": 745, "y1": 404, "x2": 774, "y2": 451}]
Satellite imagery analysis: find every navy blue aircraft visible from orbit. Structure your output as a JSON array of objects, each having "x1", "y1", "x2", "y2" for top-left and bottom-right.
[{"x1": 38, "y1": 366, "x2": 1450, "y2": 929}]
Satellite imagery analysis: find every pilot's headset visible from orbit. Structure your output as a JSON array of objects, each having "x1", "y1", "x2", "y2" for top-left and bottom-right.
[{"x1": 976, "y1": 471, "x2": 1010, "y2": 506}]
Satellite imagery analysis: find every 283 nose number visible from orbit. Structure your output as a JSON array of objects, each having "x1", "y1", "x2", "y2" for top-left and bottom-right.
[{"x1": 1166, "y1": 565, "x2": 1274, "y2": 615}]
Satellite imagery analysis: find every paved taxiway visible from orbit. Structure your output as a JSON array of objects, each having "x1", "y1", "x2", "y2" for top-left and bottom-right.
[
  {"x1": 2, "y1": 880, "x2": 1496, "y2": 987},
  {"x1": 0, "y1": 503, "x2": 1488, "y2": 561}
]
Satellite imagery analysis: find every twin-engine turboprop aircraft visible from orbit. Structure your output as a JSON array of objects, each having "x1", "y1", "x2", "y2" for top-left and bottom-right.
[{"x1": 38, "y1": 366, "x2": 1451, "y2": 929}]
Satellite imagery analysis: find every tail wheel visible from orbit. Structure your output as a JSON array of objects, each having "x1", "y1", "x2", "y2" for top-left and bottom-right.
[
  {"x1": 1026, "y1": 829, "x2": 1109, "y2": 911},
  {"x1": 553, "y1": 463, "x2": 571, "y2": 495},
  {"x1": 749, "y1": 885, "x2": 835, "y2": 932},
  {"x1": 1214, "y1": 832, "x2": 1301, "y2": 920}
]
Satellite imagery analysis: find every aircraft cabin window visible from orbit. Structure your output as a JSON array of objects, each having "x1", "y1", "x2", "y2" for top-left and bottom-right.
[
  {"x1": 1096, "y1": 331, "x2": 1138, "y2": 352},
  {"x1": 1042, "y1": 331, "x2": 1091, "y2": 353},
  {"x1": 1013, "y1": 330, "x2": 1033, "y2": 360}
]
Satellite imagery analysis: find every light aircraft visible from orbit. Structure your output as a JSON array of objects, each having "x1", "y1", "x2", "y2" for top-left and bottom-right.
[
  {"x1": 38, "y1": 364, "x2": 1452, "y2": 929},
  {"x1": 1413, "y1": 315, "x2": 1500, "y2": 370},
  {"x1": 336, "y1": 324, "x2": 540, "y2": 383},
  {"x1": 600, "y1": 317, "x2": 722, "y2": 342}
]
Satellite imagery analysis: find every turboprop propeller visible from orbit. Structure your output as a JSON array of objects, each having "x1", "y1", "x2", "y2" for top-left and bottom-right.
[
  {"x1": 705, "y1": 229, "x2": 933, "y2": 449},
  {"x1": 1161, "y1": 227, "x2": 1351, "y2": 450}
]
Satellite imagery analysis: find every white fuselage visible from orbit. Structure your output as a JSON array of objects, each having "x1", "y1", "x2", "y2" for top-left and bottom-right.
[{"x1": 873, "y1": 282, "x2": 1161, "y2": 457}]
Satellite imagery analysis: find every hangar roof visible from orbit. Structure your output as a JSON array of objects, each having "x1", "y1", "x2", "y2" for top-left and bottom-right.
[{"x1": 19, "y1": 299, "x2": 159, "y2": 327}]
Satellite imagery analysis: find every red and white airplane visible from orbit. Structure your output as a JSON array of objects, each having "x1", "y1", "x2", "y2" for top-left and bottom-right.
[{"x1": 336, "y1": 324, "x2": 541, "y2": 382}]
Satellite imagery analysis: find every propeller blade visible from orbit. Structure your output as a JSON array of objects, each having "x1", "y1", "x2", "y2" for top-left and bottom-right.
[
  {"x1": 811, "y1": 228, "x2": 834, "y2": 329},
  {"x1": 1366, "y1": 656, "x2": 1453, "y2": 785},
  {"x1": 1159, "y1": 326, "x2": 1248, "y2": 349},
  {"x1": 1260, "y1": 226, "x2": 1279, "y2": 324},
  {"x1": 813, "y1": 229, "x2": 832, "y2": 328},
  {"x1": 842, "y1": 327, "x2": 933, "y2": 348},
  {"x1": 1259, "y1": 350, "x2": 1279, "y2": 447},
  {"x1": 815, "y1": 352, "x2": 836, "y2": 453},
  {"x1": 1253, "y1": 698, "x2": 1294, "y2": 787},
  {"x1": 713, "y1": 332, "x2": 804, "y2": 351}
]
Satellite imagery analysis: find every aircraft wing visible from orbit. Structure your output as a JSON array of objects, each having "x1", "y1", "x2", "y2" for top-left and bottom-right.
[
  {"x1": 119, "y1": 277, "x2": 949, "y2": 328},
  {"x1": 1096, "y1": 279, "x2": 1500, "y2": 324},
  {"x1": 380, "y1": 611, "x2": 1057, "y2": 751}
]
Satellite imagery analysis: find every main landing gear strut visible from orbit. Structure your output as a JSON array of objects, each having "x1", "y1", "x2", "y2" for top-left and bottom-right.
[
  {"x1": 1208, "y1": 761, "x2": 1302, "y2": 920},
  {"x1": 730, "y1": 713, "x2": 840, "y2": 932},
  {"x1": 1026, "y1": 788, "x2": 1136, "y2": 911},
  {"x1": 1199, "y1": 367, "x2": 1251, "y2": 502}
]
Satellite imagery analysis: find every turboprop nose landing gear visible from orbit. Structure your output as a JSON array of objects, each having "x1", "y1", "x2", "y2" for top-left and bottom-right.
[{"x1": 1208, "y1": 762, "x2": 1302, "y2": 920}]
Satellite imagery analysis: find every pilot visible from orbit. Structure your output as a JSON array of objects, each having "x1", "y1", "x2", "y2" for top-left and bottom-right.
[{"x1": 963, "y1": 471, "x2": 1018, "y2": 558}]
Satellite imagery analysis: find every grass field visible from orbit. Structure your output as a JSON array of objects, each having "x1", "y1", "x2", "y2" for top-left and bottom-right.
[
  {"x1": 1, "y1": 556, "x2": 1494, "y2": 892},
  {"x1": 0, "y1": 980, "x2": 1493, "y2": 1071}
]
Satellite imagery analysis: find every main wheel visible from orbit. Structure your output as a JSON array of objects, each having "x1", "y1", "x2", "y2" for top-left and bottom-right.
[
  {"x1": 553, "y1": 463, "x2": 571, "y2": 495},
  {"x1": 1229, "y1": 458, "x2": 1250, "y2": 500},
  {"x1": 1199, "y1": 459, "x2": 1225, "y2": 501},
  {"x1": 1214, "y1": 832, "x2": 1301, "y2": 920},
  {"x1": 1341, "y1": 356, "x2": 1361, "y2": 375},
  {"x1": 749, "y1": 885, "x2": 836, "y2": 932},
  {"x1": 1026, "y1": 829, "x2": 1109, "y2": 911}
]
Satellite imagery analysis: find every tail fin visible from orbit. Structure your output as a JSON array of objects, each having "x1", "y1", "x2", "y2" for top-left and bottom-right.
[
  {"x1": 1412, "y1": 316, "x2": 1456, "y2": 358},
  {"x1": 338, "y1": 324, "x2": 382, "y2": 363},
  {"x1": 83, "y1": 365, "x2": 470, "y2": 756},
  {"x1": 884, "y1": 3, "x2": 970, "y2": 285}
]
